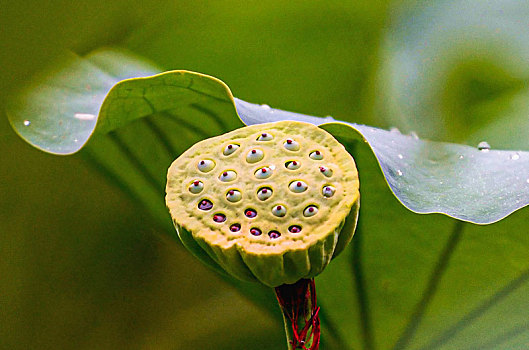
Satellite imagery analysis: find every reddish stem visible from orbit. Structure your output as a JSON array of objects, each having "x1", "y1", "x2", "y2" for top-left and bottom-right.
[{"x1": 274, "y1": 278, "x2": 321, "y2": 350}]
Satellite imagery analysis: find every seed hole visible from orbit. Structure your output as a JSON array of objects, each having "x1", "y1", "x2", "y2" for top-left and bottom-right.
[
  {"x1": 319, "y1": 166, "x2": 333, "y2": 177},
  {"x1": 255, "y1": 166, "x2": 273, "y2": 179},
  {"x1": 245, "y1": 208, "x2": 257, "y2": 218},
  {"x1": 226, "y1": 189, "x2": 242, "y2": 202},
  {"x1": 268, "y1": 230, "x2": 281, "y2": 239},
  {"x1": 289, "y1": 225, "x2": 302, "y2": 233},
  {"x1": 230, "y1": 223, "x2": 241, "y2": 232},
  {"x1": 309, "y1": 151, "x2": 323, "y2": 160},
  {"x1": 272, "y1": 204, "x2": 287, "y2": 217},
  {"x1": 257, "y1": 187, "x2": 273, "y2": 201},
  {"x1": 257, "y1": 133, "x2": 273, "y2": 141},
  {"x1": 250, "y1": 227, "x2": 262, "y2": 236},
  {"x1": 285, "y1": 160, "x2": 301, "y2": 170},
  {"x1": 219, "y1": 170, "x2": 237, "y2": 182},
  {"x1": 303, "y1": 205, "x2": 319, "y2": 217},
  {"x1": 246, "y1": 148, "x2": 264, "y2": 163},
  {"x1": 189, "y1": 180, "x2": 204, "y2": 194},
  {"x1": 197, "y1": 159, "x2": 216, "y2": 172},
  {"x1": 223, "y1": 144, "x2": 240, "y2": 156},
  {"x1": 289, "y1": 180, "x2": 308, "y2": 193},
  {"x1": 283, "y1": 139, "x2": 300, "y2": 151},
  {"x1": 198, "y1": 199, "x2": 213, "y2": 211},
  {"x1": 213, "y1": 213, "x2": 226, "y2": 223},
  {"x1": 322, "y1": 185, "x2": 336, "y2": 198}
]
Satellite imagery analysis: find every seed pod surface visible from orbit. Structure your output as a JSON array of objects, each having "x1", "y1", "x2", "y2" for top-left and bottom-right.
[{"x1": 166, "y1": 121, "x2": 359, "y2": 287}]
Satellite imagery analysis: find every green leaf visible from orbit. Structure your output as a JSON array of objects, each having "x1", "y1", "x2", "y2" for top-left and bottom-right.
[{"x1": 7, "y1": 49, "x2": 529, "y2": 349}]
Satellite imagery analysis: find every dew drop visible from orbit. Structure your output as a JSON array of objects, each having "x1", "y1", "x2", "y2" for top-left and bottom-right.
[
  {"x1": 74, "y1": 113, "x2": 96, "y2": 120},
  {"x1": 261, "y1": 104, "x2": 271, "y2": 110},
  {"x1": 246, "y1": 149, "x2": 264, "y2": 163},
  {"x1": 396, "y1": 170, "x2": 403, "y2": 176},
  {"x1": 477, "y1": 141, "x2": 491, "y2": 152},
  {"x1": 409, "y1": 131, "x2": 419, "y2": 140},
  {"x1": 397, "y1": 154, "x2": 403, "y2": 159},
  {"x1": 268, "y1": 230, "x2": 281, "y2": 239},
  {"x1": 510, "y1": 153, "x2": 520, "y2": 160},
  {"x1": 390, "y1": 127, "x2": 400, "y2": 134},
  {"x1": 459, "y1": 155, "x2": 464, "y2": 160},
  {"x1": 23, "y1": 120, "x2": 31, "y2": 126}
]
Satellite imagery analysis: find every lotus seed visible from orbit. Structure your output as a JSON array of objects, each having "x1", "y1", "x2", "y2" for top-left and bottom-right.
[
  {"x1": 322, "y1": 185, "x2": 336, "y2": 198},
  {"x1": 219, "y1": 170, "x2": 237, "y2": 182},
  {"x1": 285, "y1": 160, "x2": 301, "y2": 170},
  {"x1": 245, "y1": 209, "x2": 257, "y2": 218},
  {"x1": 246, "y1": 149, "x2": 264, "y2": 163},
  {"x1": 288, "y1": 225, "x2": 302, "y2": 233},
  {"x1": 257, "y1": 187, "x2": 273, "y2": 201},
  {"x1": 268, "y1": 230, "x2": 281, "y2": 239},
  {"x1": 250, "y1": 227, "x2": 262, "y2": 236},
  {"x1": 198, "y1": 199, "x2": 213, "y2": 211},
  {"x1": 189, "y1": 180, "x2": 204, "y2": 194},
  {"x1": 319, "y1": 166, "x2": 333, "y2": 177},
  {"x1": 309, "y1": 151, "x2": 323, "y2": 160},
  {"x1": 272, "y1": 205, "x2": 287, "y2": 217},
  {"x1": 213, "y1": 213, "x2": 226, "y2": 223},
  {"x1": 230, "y1": 223, "x2": 241, "y2": 232},
  {"x1": 223, "y1": 144, "x2": 240, "y2": 156},
  {"x1": 255, "y1": 167, "x2": 273, "y2": 179},
  {"x1": 303, "y1": 205, "x2": 318, "y2": 217},
  {"x1": 197, "y1": 159, "x2": 215, "y2": 172},
  {"x1": 284, "y1": 139, "x2": 300, "y2": 151},
  {"x1": 257, "y1": 133, "x2": 273, "y2": 141},
  {"x1": 226, "y1": 189, "x2": 242, "y2": 202},
  {"x1": 289, "y1": 180, "x2": 308, "y2": 193}
]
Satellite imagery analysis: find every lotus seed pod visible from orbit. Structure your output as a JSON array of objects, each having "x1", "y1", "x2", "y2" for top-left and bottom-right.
[{"x1": 166, "y1": 121, "x2": 360, "y2": 287}]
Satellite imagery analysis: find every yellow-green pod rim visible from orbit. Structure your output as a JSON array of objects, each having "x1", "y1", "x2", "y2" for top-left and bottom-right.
[{"x1": 166, "y1": 121, "x2": 360, "y2": 287}]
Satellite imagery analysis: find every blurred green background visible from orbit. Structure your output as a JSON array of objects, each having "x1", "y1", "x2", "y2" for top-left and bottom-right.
[{"x1": 2, "y1": 0, "x2": 529, "y2": 349}]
